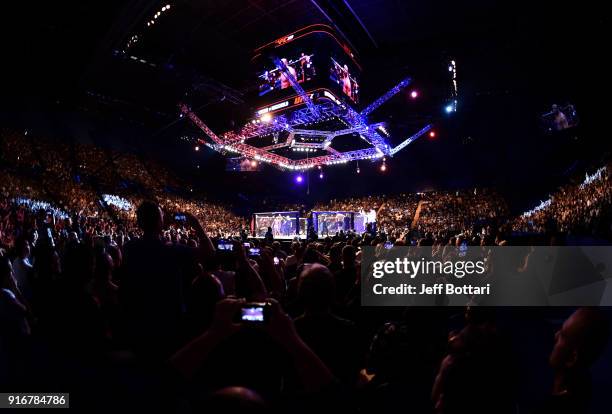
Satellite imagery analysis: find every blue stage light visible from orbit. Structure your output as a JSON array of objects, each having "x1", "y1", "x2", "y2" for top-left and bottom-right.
[{"x1": 445, "y1": 104, "x2": 454, "y2": 113}]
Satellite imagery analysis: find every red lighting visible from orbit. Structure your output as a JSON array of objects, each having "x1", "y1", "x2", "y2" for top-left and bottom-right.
[
  {"x1": 429, "y1": 131, "x2": 436, "y2": 138},
  {"x1": 410, "y1": 90, "x2": 418, "y2": 99}
]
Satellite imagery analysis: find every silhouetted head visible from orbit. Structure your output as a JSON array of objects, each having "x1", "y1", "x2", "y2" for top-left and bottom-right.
[
  {"x1": 550, "y1": 307, "x2": 610, "y2": 370},
  {"x1": 136, "y1": 200, "x2": 163, "y2": 236},
  {"x1": 298, "y1": 263, "x2": 335, "y2": 313},
  {"x1": 203, "y1": 386, "x2": 266, "y2": 413},
  {"x1": 342, "y1": 245, "x2": 356, "y2": 267},
  {"x1": 0, "y1": 256, "x2": 13, "y2": 289}
]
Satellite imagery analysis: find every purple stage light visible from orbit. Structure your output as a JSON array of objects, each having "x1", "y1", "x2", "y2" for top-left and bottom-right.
[
  {"x1": 410, "y1": 90, "x2": 418, "y2": 99},
  {"x1": 296, "y1": 175, "x2": 303, "y2": 183}
]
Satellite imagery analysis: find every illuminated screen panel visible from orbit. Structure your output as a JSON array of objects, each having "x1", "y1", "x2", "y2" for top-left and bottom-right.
[
  {"x1": 254, "y1": 212, "x2": 300, "y2": 238},
  {"x1": 540, "y1": 103, "x2": 579, "y2": 133},
  {"x1": 329, "y1": 57, "x2": 359, "y2": 103},
  {"x1": 258, "y1": 52, "x2": 317, "y2": 97},
  {"x1": 252, "y1": 25, "x2": 361, "y2": 108}
]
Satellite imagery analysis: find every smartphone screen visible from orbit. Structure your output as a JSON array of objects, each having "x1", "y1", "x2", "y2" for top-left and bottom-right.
[
  {"x1": 174, "y1": 214, "x2": 187, "y2": 222},
  {"x1": 241, "y1": 305, "x2": 265, "y2": 322},
  {"x1": 217, "y1": 242, "x2": 233, "y2": 251},
  {"x1": 273, "y1": 257, "x2": 280, "y2": 265},
  {"x1": 249, "y1": 247, "x2": 260, "y2": 256},
  {"x1": 459, "y1": 241, "x2": 468, "y2": 257}
]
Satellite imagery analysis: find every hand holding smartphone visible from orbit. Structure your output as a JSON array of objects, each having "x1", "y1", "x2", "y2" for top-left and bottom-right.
[{"x1": 239, "y1": 302, "x2": 271, "y2": 324}]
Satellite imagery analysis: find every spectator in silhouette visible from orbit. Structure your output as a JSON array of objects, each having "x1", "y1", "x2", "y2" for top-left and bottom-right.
[
  {"x1": 537, "y1": 307, "x2": 610, "y2": 414},
  {"x1": 0, "y1": 257, "x2": 30, "y2": 339},
  {"x1": 119, "y1": 200, "x2": 214, "y2": 359},
  {"x1": 334, "y1": 245, "x2": 357, "y2": 303},
  {"x1": 294, "y1": 264, "x2": 359, "y2": 383}
]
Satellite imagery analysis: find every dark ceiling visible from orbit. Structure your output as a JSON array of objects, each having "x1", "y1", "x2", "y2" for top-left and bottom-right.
[{"x1": 3, "y1": 1, "x2": 610, "y2": 210}]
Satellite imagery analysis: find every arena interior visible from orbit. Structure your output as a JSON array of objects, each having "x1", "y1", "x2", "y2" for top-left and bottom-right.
[{"x1": 1, "y1": 1, "x2": 611, "y2": 413}]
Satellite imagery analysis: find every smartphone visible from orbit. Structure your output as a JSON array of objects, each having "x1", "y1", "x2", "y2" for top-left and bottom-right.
[
  {"x1": 273, "y1": 256, "x2": 280, "y2": 265},
  {"x1": 384, "y1": 241, "x2": 393, "y2": 249},
  {"x1": 174, "y1": 213, "x2": 187, "y2": 222},
  {"x1": 240, "y1": 302, "x2": 270, "y2": 324},
  {"x1": 217, "y1": 241, "x2": 233, "y2": 251},
  {"x1": 459, "y1": 241, "x2": 468, "y2": 257},
  {"x1": 243, "y1": 242, "x2": 251, "y2": 247},
  {"x1": 248, "y1": 247, "x2": 260, "y2": 256}
]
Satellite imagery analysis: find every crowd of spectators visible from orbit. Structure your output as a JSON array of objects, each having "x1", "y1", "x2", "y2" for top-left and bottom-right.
[
  {"x1": 1, "y1": 130, "x2": 247, "y2": 245},
  {"x1": 1, "y1": 194, "x2": 609, "y2": 413},
  {"x1": 1, "y1": 129, "x2": 612, "y2": 412},
  {"x1": 314, "y1": 195, "x2": 386, "y2": 213},
  {"x1": 512, "y1": 164, "x2": 612, "y2": 238},
  {"x1": 313, "y1": 190, "x2": 508, "y2": 240},
  {"x1": 416, "y1": 189, "x2": 509, "y2": 236}
]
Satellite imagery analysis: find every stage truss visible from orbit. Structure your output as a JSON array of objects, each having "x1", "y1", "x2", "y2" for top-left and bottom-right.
[{"x1": 181, "y1": 60, "x2": 432, "y2": 171}]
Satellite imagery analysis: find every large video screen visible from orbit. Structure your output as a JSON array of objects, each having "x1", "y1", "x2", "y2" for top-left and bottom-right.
[
  {"x1": 541, "y1": 103, "x2": 579, "y2": 133},
  {"x1": 329, "y1": 57, "x2": 359, "y2": 103},
  {"x1": 257, "y1": 52, "x2": 317, "y2": 97},
  {"x1": 254, "y1": 212, "x2": 299, "y2": 238}
]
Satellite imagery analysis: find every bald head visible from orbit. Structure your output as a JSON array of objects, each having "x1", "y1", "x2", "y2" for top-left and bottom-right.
[
  {"x1": 550, "y1": 308, "x2": 610, "y2": 369},
  {"x1": 204, "y1": 387, "x2": 266, "y2": 413}
]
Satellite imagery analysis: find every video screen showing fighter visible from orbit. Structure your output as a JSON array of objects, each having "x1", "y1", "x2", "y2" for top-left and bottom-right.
[
  {"x1": 257, "y1": 52, "x2": 316, "y2": 96},
  {"x1": 329, "y1": 57, "x2": 359, "y2": 103},
  {"x1": 541, "y1": 103, "x2": 579, "y2": 133}
]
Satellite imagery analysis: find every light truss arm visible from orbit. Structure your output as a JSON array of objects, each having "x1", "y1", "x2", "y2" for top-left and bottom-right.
[
  {"x1": 360, "y1": 77, "x2": 412, "y2": 118},
  {"x1": 390, "y1": 124, "x2": 432, "y2": 156},
  {"x1": 180, "y1": 104, "x2": 224, "y2": 145},
  {"x1": 291, "y1": 128, "x2": 333, "y2": 136},
  {"x1": 291, "y1": 142, "x2": 325, "y2": 149},
  {"x1": 289, "y1": 102, "x2": 337, "y2": 126},
  {"x1": 340, "y1": 105, "x2": 391, "y2": 155},
  {"x1": 181, "y1": 104, "x2": 293, "y2": 166},
  {"x1": 261, "y1": 142, "x2": 290, "y2": 151},
  {"x1": 273, "y1": 57, "x2": 320, "y2": 117},
  {"x1": 330, "y1": 125, "x2": 370, "y2": 138},
  {"x1": 293, "y1": 147, "x2": 383, "y2": 168},
  {"x1": 231, "y1": 142, "x2": 292, "y2": 166}
]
